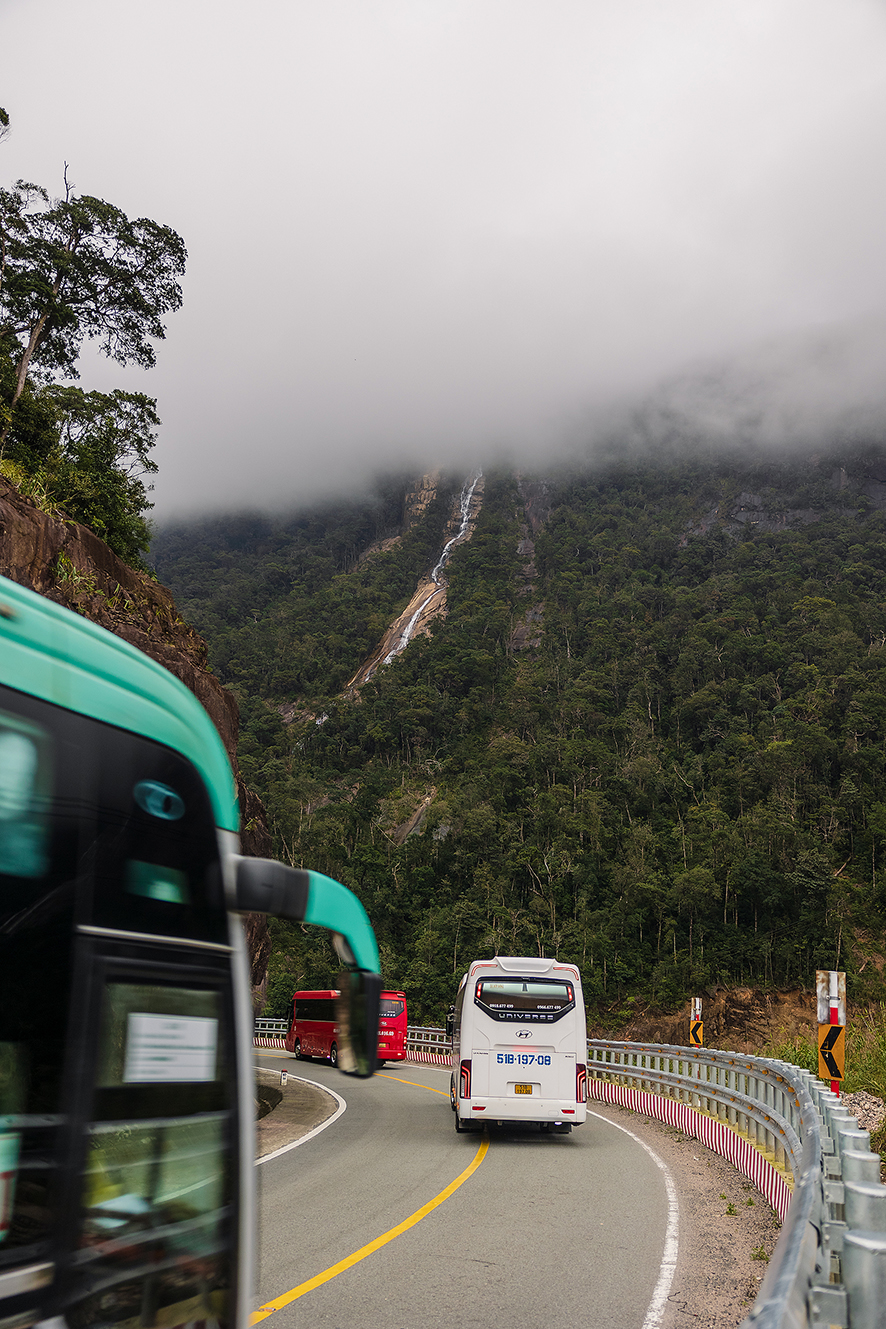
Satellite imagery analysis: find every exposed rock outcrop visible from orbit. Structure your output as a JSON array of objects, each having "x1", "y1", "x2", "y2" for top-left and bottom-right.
[{"x1": 403, "y1": 471, "x2": 442, "y2": 529}]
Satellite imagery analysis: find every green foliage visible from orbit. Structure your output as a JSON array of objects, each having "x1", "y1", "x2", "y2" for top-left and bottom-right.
[
  {"x1": 153, "y1": 454, "x2": 886, "y2": 1027},
  {"x1": 0, "y1": 178, "x2": 185, "y2": 396},
  {"x1": 0, "y1": 148, "x2": 184, "y2": 566},
  {"x1": 0, "y1": 349, "x2": 159, "y2": 563}
]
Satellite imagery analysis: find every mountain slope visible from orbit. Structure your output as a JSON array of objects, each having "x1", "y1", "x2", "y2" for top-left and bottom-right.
[{"x1": 150, "y1": 446, "x2": 886, "y2": 1023}]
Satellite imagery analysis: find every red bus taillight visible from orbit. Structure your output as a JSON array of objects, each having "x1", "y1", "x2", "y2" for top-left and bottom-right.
[
  {"x1": 460, "y1": 1059, "x2": 472, "y2": 1098},
  {"x1": 576, "y1": 1063, "x2": 587, "y2": 1103}
]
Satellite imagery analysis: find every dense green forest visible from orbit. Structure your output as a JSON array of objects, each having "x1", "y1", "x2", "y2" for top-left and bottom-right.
[{"x1": 151, "y1": 444, "x2": 886, "y2": 1025}]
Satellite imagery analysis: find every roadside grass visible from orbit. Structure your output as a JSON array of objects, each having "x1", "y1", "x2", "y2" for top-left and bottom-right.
[{"x1": 764, "y1": 1003, "x2": 886, "y2": 1167}]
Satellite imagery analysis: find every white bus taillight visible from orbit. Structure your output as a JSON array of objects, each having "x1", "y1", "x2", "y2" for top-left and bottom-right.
[
  {"x1": 459, "y1": 1059, "x2": 472, "y2": 1098},
  {"x1": 576, "y1": 1064, "x2": 587, "y2": 1103}
]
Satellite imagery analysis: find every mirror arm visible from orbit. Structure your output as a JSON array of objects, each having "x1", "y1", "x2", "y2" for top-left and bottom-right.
[
  {"x1": 230, "y1": 859, "x2": 380, "y2": 975},
  {"x1": 302, "y1": 871, "x2": 380, "y2": 974}
]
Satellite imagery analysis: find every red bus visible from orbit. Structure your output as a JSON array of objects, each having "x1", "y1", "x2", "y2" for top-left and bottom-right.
[{"x1": 285, "y1": 988, "x2": 408, "y2": 1066}]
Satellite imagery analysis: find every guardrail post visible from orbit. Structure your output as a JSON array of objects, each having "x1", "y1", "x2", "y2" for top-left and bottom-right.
[
  {"x1": 836, "y1": 1125, "x2": 871, "y2": 1159},
  {"x1": 841, "y1": 1231, "x2": 886, "y2": 1329},
  {"x1": 844, "y1": 1181, "x2": 886, "y2": 1232},
  {"x1": 843, "y1": 1150, "x2": 881, "y2": 1185}
]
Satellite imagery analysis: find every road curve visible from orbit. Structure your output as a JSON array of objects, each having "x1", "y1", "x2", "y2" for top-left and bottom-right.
[{"x1": 254, "y1": 1055, "x2": 676, "y2": 1329}]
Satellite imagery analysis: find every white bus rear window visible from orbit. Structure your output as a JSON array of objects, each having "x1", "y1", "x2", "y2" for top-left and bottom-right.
[{"x1": 475, "y1": 979, "x2": 574, "y2": 1022}]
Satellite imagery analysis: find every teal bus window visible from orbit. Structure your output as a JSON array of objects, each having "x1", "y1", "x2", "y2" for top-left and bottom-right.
[{"x1": 0, "y1": 712, "x2": 52, "y2": 879}]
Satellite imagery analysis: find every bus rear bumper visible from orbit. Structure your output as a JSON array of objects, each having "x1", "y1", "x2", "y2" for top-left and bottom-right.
[{"x1": 463, "y1": 1098, "x2": 587, "y2": 1125}]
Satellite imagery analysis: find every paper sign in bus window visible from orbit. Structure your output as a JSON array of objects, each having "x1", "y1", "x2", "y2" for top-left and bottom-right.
[{"x1": 124, "y1": 1013, "x2": 218, "y2": 1083}]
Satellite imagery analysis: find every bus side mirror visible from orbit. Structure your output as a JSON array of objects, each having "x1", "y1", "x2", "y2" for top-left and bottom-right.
[
  {"x1": 335, "y1": 970, "x2": 382, "y2": 1078},
  {"x1": 231, "y1": 859, "x2": 382, "y2": 1079}
]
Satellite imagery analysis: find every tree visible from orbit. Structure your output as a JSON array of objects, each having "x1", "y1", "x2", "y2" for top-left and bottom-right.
[
  {"x1": 0, "y1": 174, "x2": 186, "y2": 450},
  {"x1": 42, "y1": 386, "x2": 161, "y2": 563}
]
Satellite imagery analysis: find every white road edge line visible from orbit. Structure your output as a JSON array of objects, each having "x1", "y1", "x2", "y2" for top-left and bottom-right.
[
  {"x1": 587, "y1": 1109, "x2": 679, "y2": 1329},
  {"x1": 256, "y1": 1075, "x2": 348, "y2": 1166}
]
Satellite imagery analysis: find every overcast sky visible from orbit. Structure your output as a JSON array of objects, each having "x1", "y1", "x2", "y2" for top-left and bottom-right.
[{"x1": 3, "y1": 0, "x2": 886, "y2": 518}]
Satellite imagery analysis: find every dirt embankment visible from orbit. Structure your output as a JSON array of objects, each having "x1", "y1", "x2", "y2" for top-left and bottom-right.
[{"x1": 593, "y1": 987, "x2": 817, "y2": 1054}]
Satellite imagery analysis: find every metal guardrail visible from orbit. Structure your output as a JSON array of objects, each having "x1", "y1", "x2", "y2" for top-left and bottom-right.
[
  {"x1": 405, "y1": 1025, "x2": 449, "y2": 1056},
  {"x1": 254, "y1": 1018, "x2": 289, "y2": 1035},
  {"x1": 587, "y1": 1041, "x2": 886, "y2": 1329}
]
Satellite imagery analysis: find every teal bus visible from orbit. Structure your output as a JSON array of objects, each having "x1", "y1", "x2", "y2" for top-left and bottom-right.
[{"x1": 0, "y1": 573, "x2": 382, "y2": 1329}]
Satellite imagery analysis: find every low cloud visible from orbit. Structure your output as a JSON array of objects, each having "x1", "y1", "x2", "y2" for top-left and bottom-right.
[{"x1": 3, "y1": 0, "x2": 885, "y2": 517}]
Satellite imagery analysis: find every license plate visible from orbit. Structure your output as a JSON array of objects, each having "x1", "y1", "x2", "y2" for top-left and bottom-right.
[{"x1": 515, "y1": 1084, "x2": 532, "y2": 1094}]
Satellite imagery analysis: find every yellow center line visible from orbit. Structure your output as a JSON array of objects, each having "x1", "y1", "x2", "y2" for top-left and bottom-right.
[
  {"x1": 376, "y1": 1072, "x2": 448, "y2": 1095},
  {"x1": 252, "y1": 1083, "x2": 487, "y2": 1323}
]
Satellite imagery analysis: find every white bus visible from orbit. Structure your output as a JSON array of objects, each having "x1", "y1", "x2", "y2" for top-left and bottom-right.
[{"x1": 449, "y1": 956, "x2": 588, "y2": 1133}]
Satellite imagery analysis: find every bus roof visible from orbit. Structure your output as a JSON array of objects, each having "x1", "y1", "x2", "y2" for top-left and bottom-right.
[{"x1": 0, "y1": 574, "x2": 239, "y2": 832}]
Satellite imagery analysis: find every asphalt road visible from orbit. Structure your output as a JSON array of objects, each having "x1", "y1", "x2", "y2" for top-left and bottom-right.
[{"x1": 253, "y1": 1052, "x2": 675, "y2": 1329}]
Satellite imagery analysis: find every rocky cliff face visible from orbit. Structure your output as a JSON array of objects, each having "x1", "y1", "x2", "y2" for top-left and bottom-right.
[
  {"x1": 0, "y1": 477, "x2": 272, "y2": 1005},
  {"x1": 403, "y1": 471, "x2": 442, "y2": 529}
]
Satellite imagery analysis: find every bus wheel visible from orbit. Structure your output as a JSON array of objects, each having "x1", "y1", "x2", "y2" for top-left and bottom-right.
[
  {"x1": 293, "y1": 1040, "x2": 302, "y2": 1060},
  {"x1": 454, "y1": 1113, "x2": 464, "y2": 1133},
  {"x1": 329, "y1": 1043, "x2": 338, "y2": 1068}
]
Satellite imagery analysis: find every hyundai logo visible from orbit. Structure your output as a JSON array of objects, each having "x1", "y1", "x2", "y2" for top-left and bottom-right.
[{"x1": 515, "y1": 1029, "x2": 532, "y2": 1039}]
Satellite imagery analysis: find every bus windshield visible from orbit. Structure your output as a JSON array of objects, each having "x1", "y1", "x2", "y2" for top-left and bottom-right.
[{"x1": 379, "y1": 998, "x2": 404, "y2": 1018}]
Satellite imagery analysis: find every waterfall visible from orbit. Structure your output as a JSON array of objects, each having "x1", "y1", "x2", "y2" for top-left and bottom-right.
[{"x1": 381, "y1": 470, "x2": 482, "y2": 666}]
